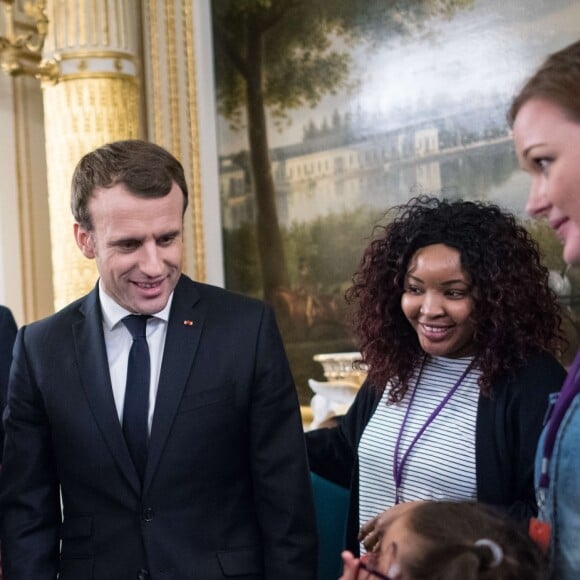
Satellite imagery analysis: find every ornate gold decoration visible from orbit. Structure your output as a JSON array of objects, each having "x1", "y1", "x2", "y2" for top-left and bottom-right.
[
  {"x1": 57, "y1": 50, "x2": 137, "y2": 62},
  {"x1": 0, "y1": 0, "x2": 56, "y2": 80},
  {"x1": 142, "y1": 0, "x2": 206, "y2": 281},
  {"x1": 165, "y1": 0, "x2": 179, "y2": 159},
  {"x1": 183, "y1": 0, "x2": 206, "y2": 281},
  {"x1": 144, "y1": 0, "x2": 163, "y2": 140}
]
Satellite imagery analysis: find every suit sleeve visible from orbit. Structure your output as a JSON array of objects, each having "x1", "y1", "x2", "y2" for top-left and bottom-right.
[
  {"x1": 305, "y1": 381, "x2": 379, "y2": 488},
  {"x1": 0, "y1": 306, "x2": 17, "y2": 393},
  {"x1": 0, "y1": 327, "x2": 61, "y2": 579},
  {"x1": 249, "y1": 306, "x2": 317, "y2": 579},
  {"x1": 0, "y1": 306, "x2": 18, "y2": 458}
]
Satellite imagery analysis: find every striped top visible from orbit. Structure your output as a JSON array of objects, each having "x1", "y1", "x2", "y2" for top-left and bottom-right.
[{"x1": 358, "y1": 355, "x2": 480, "y2": 536}]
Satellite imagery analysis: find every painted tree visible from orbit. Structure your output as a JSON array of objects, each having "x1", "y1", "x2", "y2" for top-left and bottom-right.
[{"x1": 212, "y1": 0, "x2": 473, "y2": 304}]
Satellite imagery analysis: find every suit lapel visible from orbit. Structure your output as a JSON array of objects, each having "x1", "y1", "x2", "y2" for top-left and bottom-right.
[
  {"x1": 144, "y1": 277, "x2": 203, "y2": 493},
  {"x1": 74, "y1": 287, "x2": 141, "y2": 494}
]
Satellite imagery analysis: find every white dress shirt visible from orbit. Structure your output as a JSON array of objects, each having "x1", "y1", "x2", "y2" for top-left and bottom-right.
[{"x1": 99, "y1": 281, "x2": 173, "y2": 433}]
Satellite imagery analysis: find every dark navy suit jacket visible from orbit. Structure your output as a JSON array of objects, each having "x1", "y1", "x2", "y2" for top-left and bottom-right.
[
  {"x1": 0, "y1": 276, "x2": 317, "y2": 579},
  {"x1": 0, "y1": 305, "x2": 17, "y2": 459}
]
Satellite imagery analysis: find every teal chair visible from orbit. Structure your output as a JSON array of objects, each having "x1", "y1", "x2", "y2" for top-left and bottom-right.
[{"x1": 310, "y1": 472, "x2": 350, "y2": 580}]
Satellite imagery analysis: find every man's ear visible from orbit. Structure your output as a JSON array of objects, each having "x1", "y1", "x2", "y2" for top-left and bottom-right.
[{"x1": 74, "y1": 223, "x2": 96, "y2": 259}]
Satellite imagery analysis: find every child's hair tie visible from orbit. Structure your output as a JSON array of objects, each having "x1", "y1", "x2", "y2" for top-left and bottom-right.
[{"x1": 474, "y1": 538, "x2": 504, "y2": 568}]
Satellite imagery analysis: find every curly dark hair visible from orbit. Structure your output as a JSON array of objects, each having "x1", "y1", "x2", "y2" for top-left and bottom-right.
[{"x1": 346, "y1": 196, "x2": 563, "y2": 400}]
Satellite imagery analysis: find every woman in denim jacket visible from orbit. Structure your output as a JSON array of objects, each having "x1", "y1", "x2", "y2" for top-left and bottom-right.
[{"x1": 509, "y1": 39, "x2": 580, "y2": 580}]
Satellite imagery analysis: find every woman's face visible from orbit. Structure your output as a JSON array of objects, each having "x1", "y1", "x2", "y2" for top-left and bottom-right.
[
  {"x1": 513, "y1": 98, "x2": 580, "y2": 264},
  {"x1": 401, "y1": 243, "x2": 476, "y2": 358}
]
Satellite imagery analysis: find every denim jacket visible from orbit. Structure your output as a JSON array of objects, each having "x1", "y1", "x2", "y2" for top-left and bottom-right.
[{"x1": 535, "y1": 392, "x2": 580, "y2": 580}]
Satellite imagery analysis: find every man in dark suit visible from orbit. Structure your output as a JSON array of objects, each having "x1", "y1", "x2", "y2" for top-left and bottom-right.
[
  {"x1": 0, "y1": 140, "x2": 317, "y2": 579},
  {"x1": 0, "y1": 305, "x2": 17, "y2": 457}
]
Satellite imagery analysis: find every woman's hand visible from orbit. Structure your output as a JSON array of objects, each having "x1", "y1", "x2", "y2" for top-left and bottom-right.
[
  {"x1": 358, "y1": 501, "x2": 423, "y2": 552},
  {"x1": 358, "y1": 513, "x2": 382, "y2": 553},
  {"x1": 338, "y1": 551, "x2": 365, "y2": 580}
]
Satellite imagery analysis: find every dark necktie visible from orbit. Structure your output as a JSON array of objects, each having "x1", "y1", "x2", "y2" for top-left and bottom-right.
[{"x1": 122, "y1": 314, "x2": 151, "y2": 481}]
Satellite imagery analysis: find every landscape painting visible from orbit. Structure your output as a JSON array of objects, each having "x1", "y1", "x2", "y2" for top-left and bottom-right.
[{"x1": 210, "y1": 0, "x2": 580, "y2": 403}]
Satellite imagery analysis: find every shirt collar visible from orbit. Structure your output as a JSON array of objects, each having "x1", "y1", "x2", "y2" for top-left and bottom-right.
[{"x1": 98, "y1": 280, "x2": 174, "y2": 331}]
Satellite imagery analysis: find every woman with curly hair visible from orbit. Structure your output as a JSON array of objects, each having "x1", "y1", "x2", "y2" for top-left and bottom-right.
[
  {"x1": 339, "y1": 501, "x2": 548, "y2": 580},
  {"x1": 306, "y1": 195, "x2": 566, "y2": 557}
]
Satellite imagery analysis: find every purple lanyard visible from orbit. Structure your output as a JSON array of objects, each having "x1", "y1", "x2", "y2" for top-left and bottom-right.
[
  {"x1": 538, "y1": 348, "x2": 580, "y2": 491},
  {"x1": 392, "y1": 356, "x2": 474, "y2": 504}
]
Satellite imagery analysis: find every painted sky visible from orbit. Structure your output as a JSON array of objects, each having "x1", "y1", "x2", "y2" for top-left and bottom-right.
[{"x1": 216, "y1": 0, "x2": 580, "y2": 155}]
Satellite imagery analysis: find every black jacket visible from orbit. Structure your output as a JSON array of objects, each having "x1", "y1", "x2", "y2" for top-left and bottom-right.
[
  {"x1": 0, "y1": 304, "x2": 17, "y2": 459},
  {"x1": 306, "y1": 351, "x2": 566, "y2": 553}
]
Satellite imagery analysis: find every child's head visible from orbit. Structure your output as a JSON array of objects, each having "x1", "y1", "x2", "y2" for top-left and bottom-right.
[{"x1": 364, "y1": 501, "x2": 548, "y2": 580}]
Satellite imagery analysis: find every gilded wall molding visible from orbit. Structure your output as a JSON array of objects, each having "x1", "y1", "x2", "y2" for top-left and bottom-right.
[
  {"x1": 164, "y1": 0, "x2": 179, "y2": 159},
  {"x1": 142, "y1": 0, "x2": 206, "y2": 282},
  {"x1": 183, "y1": 0, "x2": 205, "y2": 281},
  {"x1": 56, "y1": 50, "x2": 137, "y2": 61}
]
